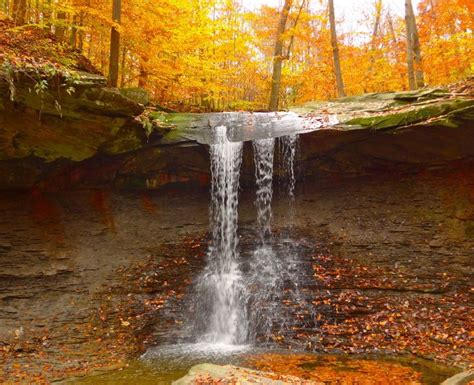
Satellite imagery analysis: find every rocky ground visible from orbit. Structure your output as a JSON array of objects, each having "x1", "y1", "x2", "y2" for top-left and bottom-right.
[{"x1": 0, "y1": 166, "x2": 472, "y2": 383}]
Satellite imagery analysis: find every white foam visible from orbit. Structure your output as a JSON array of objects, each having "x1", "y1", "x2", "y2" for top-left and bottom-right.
[{"x1": 141, "y1": 342, "x2": 251, "y2": 362}]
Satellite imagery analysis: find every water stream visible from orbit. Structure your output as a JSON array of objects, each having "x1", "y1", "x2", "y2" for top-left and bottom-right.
[
  {"x1": 247, "y1": 138, "x2": 282, "y2": 340},
  {"x1": 193, "y1": 125, "x2": 247, "y2": 345},
  {"x1": 191, "y1": 126, "x2": 309, "y2": 346},
  {"x1": 279, "y1": 134, "x2": 299, "y2": 201}
]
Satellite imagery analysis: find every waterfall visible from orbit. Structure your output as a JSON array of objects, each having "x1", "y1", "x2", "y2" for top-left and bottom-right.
[
  {"x1": 278, "y1": 135, "x2": 316, "y2": 336},
  {"x1": 192, "y1": 128, "x2": 305, "y2": 346},
  {"x1": 247, "y1": 138, "x2": 285, "y2": 341},
  {"x1": 193, "y1": 125, "x2": 247, "y2": 345},
  {"x1": 253, "y1": 139, "x2": 275, "y2": 243},
  {"x1": 279, "y1": 134, "x2": 299, "y2": 201}
]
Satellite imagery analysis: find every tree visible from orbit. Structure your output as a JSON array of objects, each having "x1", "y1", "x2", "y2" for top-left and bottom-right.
[
  {"x1": 328, "y1": 0, "x2": 345, "y2": 98},
  {"x1": 12, "y1": 0, "x2": 27, "y2": 25},
  {"x1": 371, "y1": 0, "x2": 383, "y2": 49},
  {"x1": 268, "y1": 0, "x2": 293, "y2": 111},
  {"x1": 108, "y1": 0, "x2": 121, "y2": 87},
  {"x1": 3, "y1": 0, "x2": 471, "y2": 108},
  {"x1": 56, "y1": 9, "x2": 67, "y2": 40},
  {"x1": 405, "y1": 0, "x2": 424, "y2": 89}
]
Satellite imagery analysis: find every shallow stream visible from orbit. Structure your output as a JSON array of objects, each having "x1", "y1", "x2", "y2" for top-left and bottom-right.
[{"x1": 65, "y1": 348, "x2": 458, "y2": 384}]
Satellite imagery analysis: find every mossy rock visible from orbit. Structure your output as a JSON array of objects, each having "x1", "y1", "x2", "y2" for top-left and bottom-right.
[
  {"x1": 393, "y1": 88, "x2": 450, "y2": 102},
  {"x1": 120, "y1": 87, "x2": 150, "y2": 106},
  {"x1": 99, "y1": 125, "x2": 146, "y2": 155},
  {"x1": 345, "y1": 99, "x2": 474, "y2": 130}
]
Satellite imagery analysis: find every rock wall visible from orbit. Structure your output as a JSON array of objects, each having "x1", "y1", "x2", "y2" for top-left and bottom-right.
[
  {"x1": 1, "y1": 71, "x2": 473, "y2": 190},
  {"x1": 0, "y1": 167, "x2": 472, "y2": 382}
]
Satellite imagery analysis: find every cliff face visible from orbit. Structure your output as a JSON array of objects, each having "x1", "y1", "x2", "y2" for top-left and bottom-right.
[
  {"x1": 0, "y1": 168, "x2": 472, "y2": 382},
  {"x1": 296, "y1": 88, "x2": 474, "y2": 177},
  {"x1": 1, "y1": 69, "x2": 473, "y2": 381},
  {"x1": 1, "y1": 70, "x2": 473, "y2": 190}
]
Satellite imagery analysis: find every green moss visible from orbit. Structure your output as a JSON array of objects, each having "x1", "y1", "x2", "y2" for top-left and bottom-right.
[
  {"x1": 120, "y1": 87, "x2": 150, "y2": 105},
  {"x1": 100, "y1": 127, "x2": 144, "y2": 155},
  {"x1": 164, "y1": 113, "x2": 197, "y2": 128},
  {"x1": 393, "y1": 88, "x2": 449, "y2": 102},
  {"x1": 345, "y1": 99, "x2": 474, "y2": 130}
]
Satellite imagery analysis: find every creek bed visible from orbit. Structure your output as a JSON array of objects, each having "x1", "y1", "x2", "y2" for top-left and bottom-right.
[{"x1": 63, "y1": 348, "x2": 459, "y2": 384}]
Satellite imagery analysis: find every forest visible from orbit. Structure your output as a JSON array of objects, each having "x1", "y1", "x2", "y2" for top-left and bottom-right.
[
  {"x1": 1, "y1": 0, "x2": 472, "y2": 111},
  {"x1": 0, "y1": 0, "x2": 473, "y2": 384}
]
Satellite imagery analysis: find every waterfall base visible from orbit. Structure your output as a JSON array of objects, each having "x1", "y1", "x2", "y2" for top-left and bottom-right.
[{"x1": 0, "y1": 168, "x2": 472, "y2": 382}]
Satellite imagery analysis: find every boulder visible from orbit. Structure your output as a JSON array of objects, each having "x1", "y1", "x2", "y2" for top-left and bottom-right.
[
  {"x1": 120, "y1": 87, "x2": 150, "y2": 106},
  {"x1": 441, "y1": 369, "x2": 474, "y2": 385},
  {"x1": 172, "y1": 363, "x2": 319, "y2": 385}
]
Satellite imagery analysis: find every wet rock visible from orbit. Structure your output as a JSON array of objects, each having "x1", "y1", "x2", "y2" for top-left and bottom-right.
[
  {"x1": 173, "y1": 363, "x2": 316, "y2": 385},
  {"x1": 441, "y1": 369, "x2": 474, "y2": 385}
]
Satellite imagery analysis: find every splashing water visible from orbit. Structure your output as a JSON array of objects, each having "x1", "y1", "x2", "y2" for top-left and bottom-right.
[{"x1": 193, "y1": 125, "x2": 248, "y2": 345}]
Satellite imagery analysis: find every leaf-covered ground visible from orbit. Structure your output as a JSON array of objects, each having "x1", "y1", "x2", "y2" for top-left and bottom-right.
[
  {"x1": 1, "y1": 229, "x2": 471, "y2": 383},
  {"x1": 246, "y1": 354, "x2": 423, "y2": 384},
  {"x1": 0, "y1": 15, "x2": 98, "y2": 72},
  {"x1": 1, "y1": 168, "x2": 472, "y2": 383}
]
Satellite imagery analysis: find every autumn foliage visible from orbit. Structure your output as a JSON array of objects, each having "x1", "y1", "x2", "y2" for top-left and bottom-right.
[
  {"x1": 247, "y1": 354, "x2": 424, "y2": 384},
  {"x1": 0, "y1": 0, "x2": 472, "y2": 111}
]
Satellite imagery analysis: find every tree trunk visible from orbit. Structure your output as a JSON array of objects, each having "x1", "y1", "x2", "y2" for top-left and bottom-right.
[
  {"x1": 120, "y1": 47, "x2": 127, "y2": 87},
  {"x1": 138, "y1": 68, "x2": 148, "y2": 88},
  {"x1": 35, "y1": 0, "x2": 40, "y2": 23},
  {"x1": 405, "y1": 0, "x2": 424, "y2": 90},
  {"x1": 12, "y1": 0, "x2": 27, "y2": 25},
  {"x1": 78, "y1": 13, "x2": 84, "y2": 52},
  {"x1": 138, "y1": 55, "x2": 149, "y2": 88},
  {"x1": 367, "y1": 0, "x2": 383, "y2": 91},
  {"x1": 328, "y1": 0, "x2": 345, "y2": 98},
  {"x1": 108, "y1": 0, "x2": 121, "y2": 87},
  {"x1": 371, "y1": 0, "x2": 382, "y2": 50},
  {"x1": 2, "y1": 0, "x2": 10, "y2": 15},
  {"x1": 387, "y1": 11, "x2": 406, "y2": 89},
  {"x1": 44, "y1": 0, "x2": 52, "y2": 30},
  {"x1": 411, "y1": 8, "x2": 424, "y2": 88},
  {"x1": 70, "y1": 15, "x2": 77, "y2": 48},
  {"x1": 56, "y1": 9, "x2": 67, "y2": 41},
  {"x1": 268, "y1": 0, "x2": 292, "y2": 111}
]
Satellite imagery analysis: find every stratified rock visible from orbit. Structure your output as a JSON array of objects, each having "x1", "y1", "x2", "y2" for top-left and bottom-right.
[
  {"x1": 0, "y1": 68, "x2": 473, "y2": 190},
  {"x1": 120, "y1": 87, "x2": 150, "y2": 106},
  {"x1": 0, "y1": 69, "x2": 145, "y2": 163},
  {"x1": 296, "y1": 89, "x2": 474, "y2": 177}
]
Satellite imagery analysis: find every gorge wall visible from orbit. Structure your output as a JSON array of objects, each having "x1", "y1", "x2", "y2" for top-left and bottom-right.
[{"x1": 0, "y1": 71, "x2": 473, "y2": 381}]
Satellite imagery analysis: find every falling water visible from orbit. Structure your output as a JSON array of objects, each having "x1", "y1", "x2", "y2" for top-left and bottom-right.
[
  {"x1": 247, "y1": 134, "x2": 313, "y2": 342},
  {"x1": 247, "y1": 138, "x2": 285, "y2": 340},
  {"x1": 278, "y1": 134, "x2": 316, "y2": 337},
  {"x1": 193, "y1": 125, "x2": 247, "y2": 345},
  {"x1": 253, "y1": 139, "x2": 275, "y2": 243},
  {"x1": 279, "y1": 134, "x2": 299, "y2": 201},
  {"x1": 192, "y1": 126, "x2": 308, "y2": 346}
]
